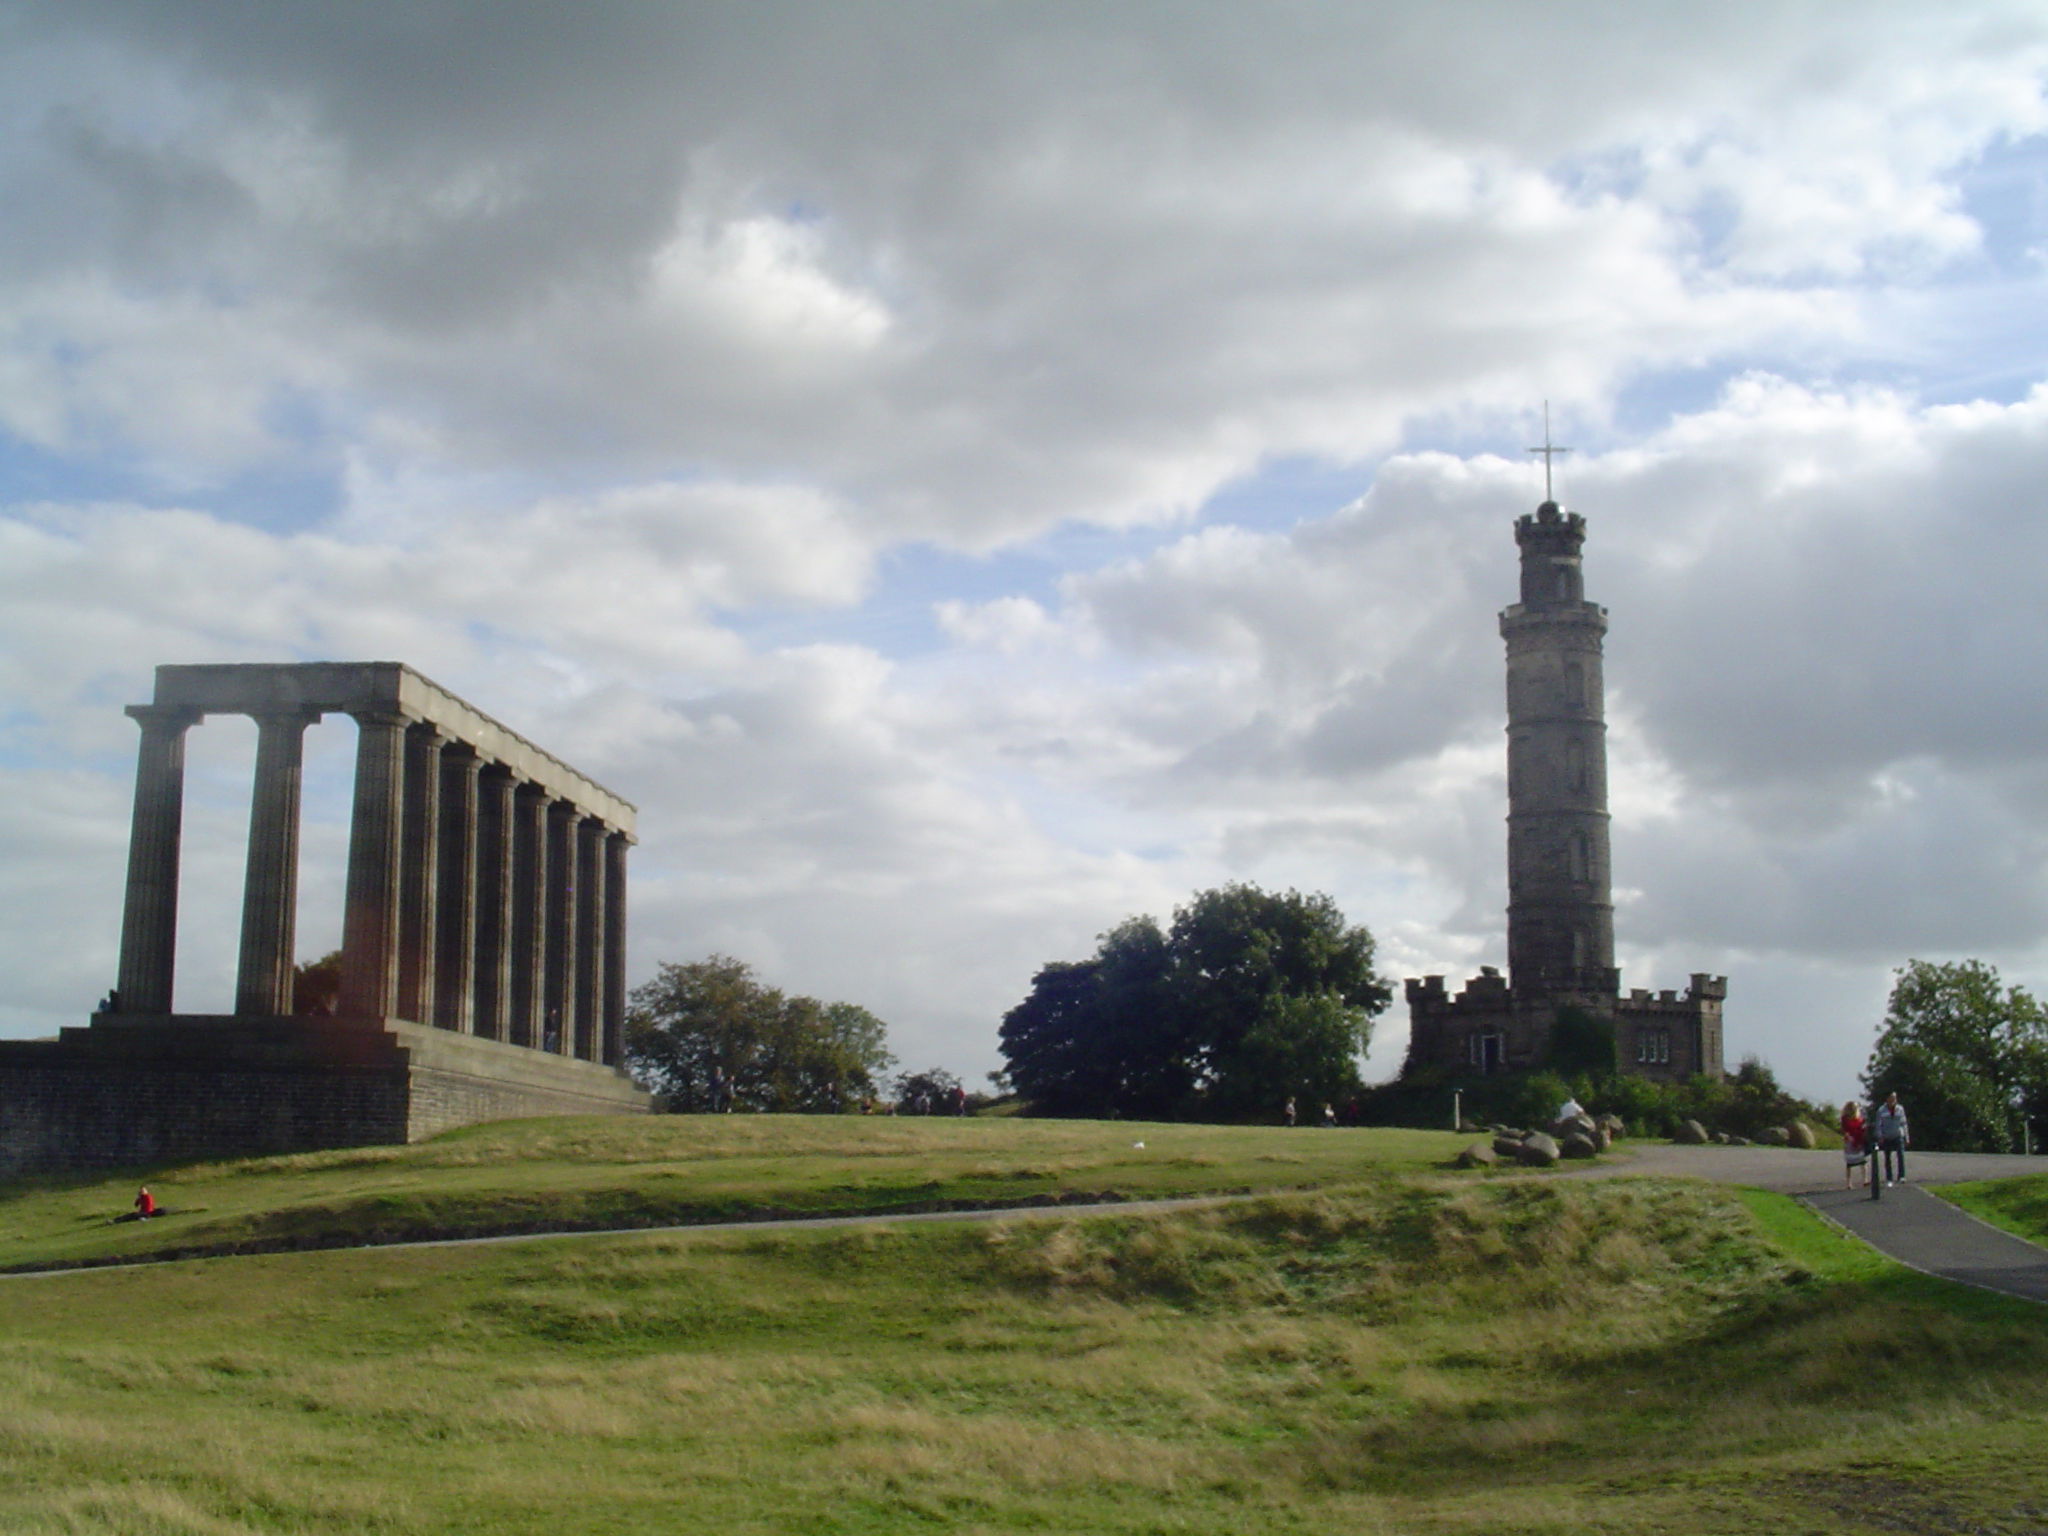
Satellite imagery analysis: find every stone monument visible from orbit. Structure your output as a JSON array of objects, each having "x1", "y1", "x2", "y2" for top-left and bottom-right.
[
  {"x1": 1403, "y1": 496, "x2": 1725, "y2": 1081},
  {"x1": 0, "y1": 662, "x2": 649, "y2": 1175}
]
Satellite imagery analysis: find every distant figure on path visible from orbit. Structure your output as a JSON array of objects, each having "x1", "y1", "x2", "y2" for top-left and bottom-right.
[
  {"x1": 1839, "y1": 1101, "x2": 1868, "y2": 1190},
  {"x1": 1322, "y1": 1102, "x2": 1337, "y2": 1127},
  {"x1": 1874, "y1": 1093, "x2": 1910, "y2": 1185},
  {"x1": 1284, "y1": 1096, "x2": 1297, "y2": 1127}
]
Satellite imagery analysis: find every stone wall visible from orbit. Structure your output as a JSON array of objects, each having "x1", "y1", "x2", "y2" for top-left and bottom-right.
[{"x1": 0, "y1": 1014, "x2": 647, "y2": 1176}]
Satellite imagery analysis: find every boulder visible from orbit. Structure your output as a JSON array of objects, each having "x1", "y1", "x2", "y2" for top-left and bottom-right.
[
  {"x1": 1555, "y1": 1112, "x2": 1598, "y2": 1140},
  {"x1": 1492, "y1": 1132, "x2": 1527, "y2": 1159},
  {"x1": 1673, "y1": 1119, "x2": 1709, "y2": 1145},
  {"x1": 1593, "y1": 1126, "x2": 1612, "y2": 1151},
  {"x1": 1596, "y1": 1112, "x2": 1627, "y2": 1139},
  {"x1": 1728, "y1": 1135, "x2": 1751, "y2": 1146},
  {"x1": 1560, "y1": 1132, "x2": 1599, "y2": 1159},
  {"x1": 1516, "y1": 1131, "x2": 1561, "y2": 1166},
  {"x1": 1788, "y1": 1121, "x2": 1816, "y2": 1149},
  {"x1": 1762, "y1": 1126, "x2": 1791, "y2": 1147},
  {"x1": 1456, "y1": 1141, "x2": 1500, "y2": 1169}
]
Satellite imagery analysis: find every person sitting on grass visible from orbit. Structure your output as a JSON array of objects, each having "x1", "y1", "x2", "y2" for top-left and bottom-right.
[{"x1": 114, "y1": 1187, "x2": 162, "y2": 1223}]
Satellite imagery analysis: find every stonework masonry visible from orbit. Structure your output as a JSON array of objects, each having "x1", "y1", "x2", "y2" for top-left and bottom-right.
[
  {"x1": 1, "y1": 662, "x2": 650, "y2": 1176},
  {"x1": 1403, "y1": 503, "x2": 1726, "y2": 1083}
]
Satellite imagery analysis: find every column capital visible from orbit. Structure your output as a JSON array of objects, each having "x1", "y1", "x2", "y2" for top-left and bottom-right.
[
  {"x1": 248, "y1": 706, "x2": 325, "y2": 729},
  {"x1": 125, "y1": 704, "x2": 202, "y2": 732}
]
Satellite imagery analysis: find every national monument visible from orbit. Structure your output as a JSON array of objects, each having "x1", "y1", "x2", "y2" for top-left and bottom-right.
[
  {"x1": 0, "y1": 662, "x2": 649, "y2": 1175},
  {"x1": 1403, "y1": 491, "x2": 1726, "y2": 1081}
]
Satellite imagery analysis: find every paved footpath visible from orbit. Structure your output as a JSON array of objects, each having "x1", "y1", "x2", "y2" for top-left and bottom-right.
[{"x1": 1573, "y1": 1143, "x2": 2048, "y2": 1305}]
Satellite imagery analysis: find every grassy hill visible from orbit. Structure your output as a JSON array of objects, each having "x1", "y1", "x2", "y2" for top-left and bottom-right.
[
  {"x1": 0, "y1": 1116, "x2": 1461, "y2": 1272},
  {"x1": 4, "y1": 1118, "x2": 2047, "y2": 1534}
]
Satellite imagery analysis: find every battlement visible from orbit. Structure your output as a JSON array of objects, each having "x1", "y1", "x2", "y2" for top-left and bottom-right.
[
  {"x1": 1515, "y1": 501, "x2": 1585, "y2": 548},
  {"x1": 1405, "y1": 966, "x2": 1511, "y2": 1012},
  {"x1": 1622, "y1": 975, "x2": 1728, "y2": 1011}
]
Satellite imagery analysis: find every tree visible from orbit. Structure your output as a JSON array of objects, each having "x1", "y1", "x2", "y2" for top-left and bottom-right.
[
  {"x1": 1863, "y1": 959, "x2": 2048, "y2": 1153},
  {"x1": 624, "y1": 956, "x2": 895, "y2": 1113},
  {"x1": 891, "y1": 1066, "x2": 963, "y2": 1113},
  {"x1": 999, "y1": 884, "x2": 1390, "y2": 1121},
  {"x1": 292, "y1": 950, "x2": 341, "y2": 1015}
]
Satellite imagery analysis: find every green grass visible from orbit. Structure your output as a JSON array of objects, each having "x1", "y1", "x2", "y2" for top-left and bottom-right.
[
  {"x1": 0, "y1": 1116, "x2": 1464, "y2": 1271},
  {"x1": 1940, "y1": 1171, "x2": 2048, "y2": 1246},
  {"x1": 4, "y1": 1172, "x2": 2046, "y2": 1535}
]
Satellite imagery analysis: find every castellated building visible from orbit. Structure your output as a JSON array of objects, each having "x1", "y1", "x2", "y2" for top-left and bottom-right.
[{"x1": 1403, "y1": 499, "x2": 1725, "y2": 1082}]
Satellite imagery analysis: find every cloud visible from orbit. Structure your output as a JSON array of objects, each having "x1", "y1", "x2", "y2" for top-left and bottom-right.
[{"x1": 6, "y1": 3, "x2": 2040, "y2": 541}]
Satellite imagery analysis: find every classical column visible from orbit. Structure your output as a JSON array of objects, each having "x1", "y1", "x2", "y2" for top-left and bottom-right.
[
  {"x1": 472, "y1": 766, "x2": 516, "y2": 1042},
  {"x1": 574, "y1": 817, "x2": 604, "y2": 1060},
  {"x1": 397, "y1": 723, "x2": 446, "y2": 1023},
  {"x1": 434, "y1": 746, "x2": 482, "y2": 1033},
  {"x1": 234, "y1": 708, "x2": 321, "y2": 1017},
  {"x1": 602, "y1": 831, "x2": 630, "y2": 1066},
  {"x1": 115, "y1": 704, "x2": 202, "y2": 1014},
  {"x1": 340, "y1": 709, "x2": 409, "y2": 1017},
  {"x1": 508, "y1": 784, "x2": 549, "y2": 1048},
  {"x1": 544, "y1": 801, "x2": 577, "y2": 1054}
]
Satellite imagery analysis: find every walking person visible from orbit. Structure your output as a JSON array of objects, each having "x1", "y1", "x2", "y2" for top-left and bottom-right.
[
  {"x1": 1839, "y1": 1100, "x2": 1868, "y2": 1190},
  {"x1": 1874, "y1": 1092, "x2": 1910, "y2": 1186}
]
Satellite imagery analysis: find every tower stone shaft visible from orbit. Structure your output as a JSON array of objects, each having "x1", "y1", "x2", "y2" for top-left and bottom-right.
[{"x1": 1501, "y1": 501, "x2": 1615, "y2": 997}]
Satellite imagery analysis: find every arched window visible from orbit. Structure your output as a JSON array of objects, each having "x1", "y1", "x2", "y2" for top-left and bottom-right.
[
  {"x1": 1564, "y1": 661, "x2": 1586, "y2": 709},
  {"x1": 1569, "y1": 832, "x2": 1590, "y2": 881}
]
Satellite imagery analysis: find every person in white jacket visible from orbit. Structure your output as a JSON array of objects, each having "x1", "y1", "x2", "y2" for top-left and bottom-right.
[{"x1": 1873, "y1": 1093, "x2": 1910, "y2": 1185}]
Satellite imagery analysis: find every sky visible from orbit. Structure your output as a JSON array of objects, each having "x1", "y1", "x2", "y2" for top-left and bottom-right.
[{"x1": 4, "y1": 1, "x2": 2048, "y2": 1107}]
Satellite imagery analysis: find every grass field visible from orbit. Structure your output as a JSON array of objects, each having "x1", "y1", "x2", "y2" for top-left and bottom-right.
[
  {"x1": 0, "y1": 1116, "x2": 1462, "y2": 1272},
  {"x1": 1942, "y1": 1170, "x2": 2048, "y2": 1246},
  {"x1": 4, "y1": 1119, "x2": 2048, "y2": 1535}
]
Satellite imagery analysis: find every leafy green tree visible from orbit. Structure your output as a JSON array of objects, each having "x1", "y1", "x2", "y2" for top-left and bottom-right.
[
  {"x1": 891, "y1": 1066, "x2": 963, "y2": 1113},
  {"x1": 625, "y1": 956, "x2": 895, "y2": 1113},
  {"x1": 1863, "y1": 959, "x2": 2048, "y2": 1152},
  {"x1": 292, "y1": 950, "x2": 342, "y2": 1015},
  {"x1": 999, "y1": 885, "x2": 1389, "y2": 1121}
]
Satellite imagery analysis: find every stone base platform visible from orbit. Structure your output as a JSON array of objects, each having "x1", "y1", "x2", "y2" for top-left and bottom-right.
[{"x1": 0, "y1": 1014, "x2": 650, "y2": 1177}]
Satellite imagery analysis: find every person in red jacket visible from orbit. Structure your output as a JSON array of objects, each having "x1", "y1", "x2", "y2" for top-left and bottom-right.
[
  {"x1": 133, "y1": 1187, "x2": 158, "y2": 1218},
  {"x1": 1839, "y1": 1102, "x2": 1868, "y2": 1190}
]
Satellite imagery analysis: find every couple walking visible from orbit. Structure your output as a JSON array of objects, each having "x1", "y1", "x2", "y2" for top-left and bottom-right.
[{"x1": 1839, "y1": 1093, "x2": 1910, "y2": 1189}]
